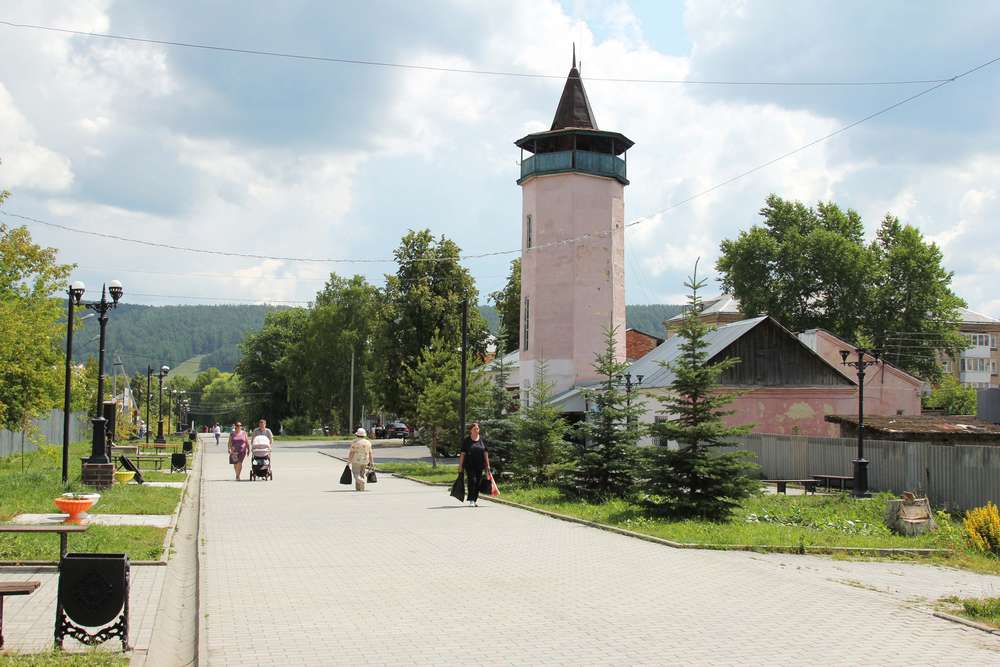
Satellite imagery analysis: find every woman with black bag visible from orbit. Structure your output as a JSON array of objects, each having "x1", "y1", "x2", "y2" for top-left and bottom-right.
[{"x1": 457, "y1": 422, "x2": 492, "y2": 507}]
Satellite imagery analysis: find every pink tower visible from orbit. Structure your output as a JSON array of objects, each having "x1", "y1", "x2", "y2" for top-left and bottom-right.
[{"x1": 516, "y1": 50, "x2": 634, "y2": 399}]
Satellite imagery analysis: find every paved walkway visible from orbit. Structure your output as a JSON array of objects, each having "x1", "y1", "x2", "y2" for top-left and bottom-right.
[{"x1": 200, "y1": 442, "x2": 1000, "y2": 666}]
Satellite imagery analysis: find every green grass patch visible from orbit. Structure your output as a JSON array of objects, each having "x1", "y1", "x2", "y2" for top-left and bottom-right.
[
  {"x1": 501, "y1": 486, "x2": 964, "y2": 551},
  {"x1": 0, "y1": 525, "x2": 166, "y2": 561},
  {"x1": 273, "y1": 434, "x2": 353, "y2": 441},
  {"x1": 0, "y1": 651, "x2": 128, "y2": 666},
  {"x1": 376, "y1": 462, "x2": 458, "y2": 484},
  {"x1": 170, "y1": 354, "x2": 205, "y2": 379},
  {"x1": 138, "y1": 470, "x2": 187, "y2": 483}
]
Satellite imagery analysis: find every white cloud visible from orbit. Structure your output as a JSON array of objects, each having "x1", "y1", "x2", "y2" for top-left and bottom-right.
[{"x1": 0, "y1": 83, "x2": 74, "y2": 191}]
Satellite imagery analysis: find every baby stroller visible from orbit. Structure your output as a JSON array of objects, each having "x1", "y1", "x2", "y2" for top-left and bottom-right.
[{"x1": 249, "y1": 435, "x2": 273, "y2": 481}]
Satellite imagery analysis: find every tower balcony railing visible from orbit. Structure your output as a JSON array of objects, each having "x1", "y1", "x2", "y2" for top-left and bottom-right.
[{"x1": 520, "y1": 150, "x2": 627, "y2": 183}]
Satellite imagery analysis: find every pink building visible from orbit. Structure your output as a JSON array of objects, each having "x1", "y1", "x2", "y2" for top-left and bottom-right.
[
  {"x1": 627, "y1": 317, "x2": 922, "y2": 438},
  {"x1": 516, "y1": 51, "x2": 633, "y2": 400}
]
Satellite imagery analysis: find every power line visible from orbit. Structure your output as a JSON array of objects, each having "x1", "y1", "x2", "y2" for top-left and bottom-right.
[
  {"x1": 6, "y1": 52, "x2": 998, "y2": 268},
  {"x1": 0, "y1": 19, "x2": 956, "y2": 87}
]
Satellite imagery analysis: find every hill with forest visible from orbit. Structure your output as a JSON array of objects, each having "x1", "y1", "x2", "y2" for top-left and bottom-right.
[{"x1": 73, "y1": 303, "x2": 281, "y2": 375}]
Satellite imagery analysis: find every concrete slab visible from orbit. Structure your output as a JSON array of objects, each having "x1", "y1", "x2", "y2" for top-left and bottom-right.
[{"x1": 12, "y1": 513, "x2": 173, "y2": 528}]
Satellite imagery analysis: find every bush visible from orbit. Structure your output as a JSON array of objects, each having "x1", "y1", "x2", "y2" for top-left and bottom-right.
[
  {"x1": 964, "y1": 501, "x2": 1000, "y2": 554},
  {"x1": 281, "y1": 415, "x2": 315, "y2": 436}
]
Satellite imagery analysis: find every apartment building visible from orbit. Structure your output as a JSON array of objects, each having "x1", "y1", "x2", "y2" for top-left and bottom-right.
[{"x1": 944, "y1": 308, "x2": 1000, "y2": 389}]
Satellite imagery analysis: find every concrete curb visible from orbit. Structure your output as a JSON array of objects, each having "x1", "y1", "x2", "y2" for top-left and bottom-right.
[
  {"x1": 384, "y1": 470, "x2": 952, "y2": 558},
  {"x1": 196, "y1": 437, "x2": 208, "y2": 667},
  {"x1": 933, "y1": 611, "x2": 1000, "y2": 636}
]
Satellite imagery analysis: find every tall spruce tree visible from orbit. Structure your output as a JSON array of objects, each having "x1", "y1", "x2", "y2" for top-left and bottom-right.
[
  {"x1": 645, "y1": 264, "x2": 758, "y2": 520},
  {"x1": 478, "y1": 336, "x2": 517, "y2": 477},
  {"x1": 568, "y1": 327, "x2": 643, "y2": 502},
  {"x1": 511, "y1": 361, "x2": 568, "y2": 484}
]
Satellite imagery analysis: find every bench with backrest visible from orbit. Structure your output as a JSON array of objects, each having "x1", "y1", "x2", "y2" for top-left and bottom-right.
[
  {"x1": 811, "y1": 474, "x2": 854, "y2": 491},
  {"x1": 762, "y1": 479, "x2": 818, "y2": 495},
  {"x1": 0, "y1": 581, "x2": 41, "y2": 648}
]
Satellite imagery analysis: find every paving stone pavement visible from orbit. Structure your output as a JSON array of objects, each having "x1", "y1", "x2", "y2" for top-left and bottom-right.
[{"x1": 200, "y1": 442, "x2": 1000, "y2": 666}]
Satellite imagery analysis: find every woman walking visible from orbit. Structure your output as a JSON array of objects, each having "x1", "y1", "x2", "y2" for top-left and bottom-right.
[
  {"x1": 227, "y1": 422, "x2": 249, "y2": 481},
  {"x1": 458, "y1": 422, "x2": 492, "y2": 506},
  {"x1": 348, "y1": 428, "x2": 374, "y2": 491}
]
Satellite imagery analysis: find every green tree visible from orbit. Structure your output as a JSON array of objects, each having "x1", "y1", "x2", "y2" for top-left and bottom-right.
[
  {"x1": 478, "y1": 338, "x2": 517, "y2": 477},
  {"x1": 404, "y1": 333, "x2": 489, "y2": 465},
  {"x1": 489, "y1": 258, "x2": 521, "y2": 352},
  {"x1": 200, "y1": 373, "x2": 245, "y2": 424},
  {"x1": 645, "y1": 264, "x2": 758, "y2": 521},
  {"x1": 867, "y1": 215, "x2": 965, "y2": 380},
  {"x1": 287, "y1": 274, "x2": 383, "y2": 432},
  {"x1": 923, "y1": 375, "x2": 977, "y2": 415},
  {"x1": 511, "y1": 361, "x2": 569, "y2": 484},
  {"x1": 236, "y1": 308, "x2": 309, "y2": 429},
  {"x1": 0, "y1": 224, "x2": 73, "y2": 430},
  {"x1": 377, "y1": 230, "x2": 489, "y2": 418},
  {"x1": 717, "y1": 195, "x2": 964, "y2": 380},
  {"x1": 567, "y1": 327, "x2": 643, "y2": 501}
]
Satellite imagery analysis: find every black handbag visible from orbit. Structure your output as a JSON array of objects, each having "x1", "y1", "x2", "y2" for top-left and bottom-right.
[
  {"x1": 366, "y1": 465, "x2": 378, "y2": 483},
  {"x1": 339, "y1": 464, "x2": 353, "y2": 485},
  {"x1": 450, "y1": 471, "x2": 466, "y2": 502},
  {"x1": 479, "y1": 472, "x2": 492, "y2": 494}
]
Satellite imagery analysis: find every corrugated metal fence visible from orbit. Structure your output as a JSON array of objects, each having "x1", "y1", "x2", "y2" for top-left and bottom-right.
[
  {"x1": 724, "y1": 433, "x2": 1000, "y2": 511},
  {"x1": 0, "y1": 409, "x2": 88, "y2": 458}
]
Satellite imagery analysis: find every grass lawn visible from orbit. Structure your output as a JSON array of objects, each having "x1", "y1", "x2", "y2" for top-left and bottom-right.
[
  {"x1": 500, "y1": 486, "x2": 972, "y2": 553},
  {"x1": 138, "y1": 470, "x2": 187, "y2": 483},
  {"x1": 273, "y1": 434, "x2": 352, "y2": 441},
  {"x1": 0, "y1": 651, "x2": 129, "y2": 666},
  {"x1": 955, "y1": 597, "x2": 1000, "y2": 627},
  {"x1": 376, "y1": 462, "x2": 458, "y2": 484},
  {"x1": 0, "y1": 442, "x2": 179, "y2": 561}
]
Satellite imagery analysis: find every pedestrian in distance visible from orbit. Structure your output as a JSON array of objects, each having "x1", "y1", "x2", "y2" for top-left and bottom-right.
[
  {"x1": 227, "y1": 422, "x2": 249, "y2": 481},
  {"x1": 252, "y1": 418, "x2": 274, "y2": 446},
  {"x1": 347, "y1": 428, "x2": 374, "y2": 491},
  {"x1": 458, "y1": 422, "x2": 492, "y2": 507},
  {"x1": 213, "y1": 422, "x2": 221, "y2": 446}
]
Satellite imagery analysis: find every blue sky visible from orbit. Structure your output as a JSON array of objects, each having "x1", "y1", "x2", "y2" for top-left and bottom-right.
[{"x1": 1, "y1": 1, "x2": 998, "y2": 319}]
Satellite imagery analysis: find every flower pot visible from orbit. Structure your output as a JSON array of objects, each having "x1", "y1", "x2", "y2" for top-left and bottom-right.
[
  {"x1": 114, "y1": 470, "x2": 135, "y2": 485},
  {"x1": 54, "y1": 494, "x2": 100, "y2": 524}
]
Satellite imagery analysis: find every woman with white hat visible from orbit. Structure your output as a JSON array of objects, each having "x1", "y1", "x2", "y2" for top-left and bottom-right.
[{"x1": 347, "y1": 428, "x2": 374, "y2": 491}]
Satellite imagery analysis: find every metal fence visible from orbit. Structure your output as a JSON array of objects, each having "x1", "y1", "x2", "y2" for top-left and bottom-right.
[
  {"x1": 0, "y1": 409, "x2": 88, "y2": 458},
  {"x1": 723, "y1": 433, "x2": 1000, "y2": 511}
]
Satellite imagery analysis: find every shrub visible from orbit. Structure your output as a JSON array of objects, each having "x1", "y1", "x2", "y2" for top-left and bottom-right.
[
  {"x1": 964, "y1": 501, "x2": 1000, "y2": 554},
  {"x1": 281, "y1": 415, "x2": 315, "y2": 436}
]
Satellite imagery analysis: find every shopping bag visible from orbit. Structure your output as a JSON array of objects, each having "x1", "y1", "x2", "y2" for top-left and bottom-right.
[
  {"x1": 489, "y1": 477, "x2": 500, "y2": 497},
  {"x1": 479, "y1": 473, "x2": 492, "y2": 495},
  {"x1": 450, "y1": 471, "x2": 466, "y2": 502},
  {"x1": 366, "y1": 464, "x2": 378, "y2": 483},
  {"x1": 339, "y1": 464, "x2": 353, "y2": 485}
]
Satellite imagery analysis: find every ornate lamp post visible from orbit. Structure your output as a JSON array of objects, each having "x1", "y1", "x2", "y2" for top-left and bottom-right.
[
  {"x1": 154, "y1": 365, "x2": 170, "y2": 444},
  {"x1": 621, "y1": 373, "x2": 644, "y2": 429},
  {"x1": 61, "y1": 281, "x2": 86, "y2": 483},
  {"x1": 839, "y1": 347, "x2": 882, "y2": 499},
  {"x1": 145, "y1": 365, "x2": 152, "y2": 444},
  {"x1": 84, "y1": 281, "x2": 124, "y2": 466}
]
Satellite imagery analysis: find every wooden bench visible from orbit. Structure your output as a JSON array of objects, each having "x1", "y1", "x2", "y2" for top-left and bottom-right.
[
  {"x1": 0, "y1": 523, "x2": 90, "y2": 560},
  {"x1": 762, "y1": 479, "x2": 818, "y2": 495},
  {"x1": 134, "y1": 454, "x2": 169, "y2": 470},
  {"x1": 0, "y1": 581, "x2": 41, "y2": 648},
  {"x1": 811, "y1": 474, "x2": 854, "y2": 491}
]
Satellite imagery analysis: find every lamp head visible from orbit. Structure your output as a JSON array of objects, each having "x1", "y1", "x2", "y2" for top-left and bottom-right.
[
  {"x1": 872, "y1": 349, "x2": 882, "y2": 363},
  {"x1": 839, "y1": 350, "x2": 850, "y2": 365},
  {"x1": 108, "y1": 279, "x2": 123, "y2": 303},
  {"x1": 161, "y1": 365, "x2": 170, "y2": 375},
  {"x1": 69, "y1": 281, "x2": 86, "y2": 304},
  {"x1": 637, "y1": 374, "x2": 644, "y2": 385}
]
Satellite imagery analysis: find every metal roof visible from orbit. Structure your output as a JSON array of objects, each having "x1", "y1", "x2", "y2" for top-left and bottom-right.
[
  {"x1": 666, "y1": 294, "x2": 743, "y2": 321},
  {"x1": 959, "y1": 307, "x2": 1000, "y2": 324},
  {"x1": 625, "y1": 316, "x2": 768, "y2": 389}
]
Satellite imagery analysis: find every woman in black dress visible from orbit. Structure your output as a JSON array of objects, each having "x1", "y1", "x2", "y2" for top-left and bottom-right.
[{"x1": 458, "y1": 422, "x2": 492, "y2": 506}]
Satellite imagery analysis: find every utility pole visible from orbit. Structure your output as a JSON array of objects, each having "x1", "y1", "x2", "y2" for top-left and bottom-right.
[
  {"x1": 458, "y1": 298, "x2": 469, "y2": 450},
  {"x1": 349, "y1": 347, "x2": 355, "y2": 432}
]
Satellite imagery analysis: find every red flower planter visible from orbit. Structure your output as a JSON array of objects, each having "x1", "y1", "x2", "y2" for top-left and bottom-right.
[{"x1": 54, "y1": 496, "x2": 97, "y2": 524}]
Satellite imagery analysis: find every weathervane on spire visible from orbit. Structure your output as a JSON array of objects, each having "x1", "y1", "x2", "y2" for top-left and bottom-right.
[{"x1": 572, "y1": 42, "x2": 576, "y2": 69}]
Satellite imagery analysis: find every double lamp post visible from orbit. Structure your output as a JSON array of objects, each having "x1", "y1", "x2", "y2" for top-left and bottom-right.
[{"x1": 839, "y1": 346, "x2": 882, "y2": 499}]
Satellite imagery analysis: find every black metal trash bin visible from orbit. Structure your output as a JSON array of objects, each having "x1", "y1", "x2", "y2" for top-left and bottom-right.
[
  {"x1": 182, "y1": 440, "x2": 193, "y2": 455},
  {"x1": 55, "y1": 552, "x2": 130, "y2": 650},
  {"x1": 171, "y1": 451, "x2": 187, "y2": 472}
]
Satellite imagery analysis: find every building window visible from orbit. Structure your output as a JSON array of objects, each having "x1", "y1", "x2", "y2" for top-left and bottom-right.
[
  {"x1": 523, "y1": 297, "x2": 529, "y2": 351},
  {"x1": 526, "y1": 214, "x2": 533, "y2": 248},
  {"x1": 992, "y1": 334, "x2": 998, "y2": 350},
  {"x1": 993, "y1": 360, "x2": 998, "y2": 375},
  {"x1": 943, "y1": 360, "x2": 952, "y2": 373},
  {"x1": 962, "y1": 358, "x2": 991, "y2": 373},
  {"x1": 965, "y1": 332, "x2": 995, "y2": 348}
]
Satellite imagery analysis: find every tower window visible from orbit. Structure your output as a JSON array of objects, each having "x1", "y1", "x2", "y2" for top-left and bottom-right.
[
  {"x1": 523, "y1": 297, "x2": 530, "y2": 350},
  {"x1": 526, "y1": 214, "x2": 533, "y2": 248}
]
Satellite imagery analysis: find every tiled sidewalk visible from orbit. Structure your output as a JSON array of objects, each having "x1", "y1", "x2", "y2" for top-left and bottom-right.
[{"x1": 201, "y1": 443, "x2": 1000, "y2": 666}]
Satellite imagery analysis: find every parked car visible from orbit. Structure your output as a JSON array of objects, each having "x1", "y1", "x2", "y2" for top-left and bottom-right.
[{"x1": 386, "y1": 421, "x2": 408, "y2": 439}]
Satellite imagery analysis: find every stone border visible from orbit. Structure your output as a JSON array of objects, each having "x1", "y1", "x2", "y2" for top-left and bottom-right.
[
  {"x1": 382, "y1": 469, "x2": 951, "y2": 558},
  {"x1": 933, "y1": 611, "x2": 1000, "y2": 636}
]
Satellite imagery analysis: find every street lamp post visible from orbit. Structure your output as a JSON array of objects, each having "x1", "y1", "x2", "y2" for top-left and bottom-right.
[
  {"x1": 145, "y1": 366, "x2": 152, "y2": 444},
  {"x1": 154, "y1": 366, "x2": 170, "y2": 444},
  {"x1": 61, "y1": 281, "x2": 86, "y2": 483},
  {"x1": 839, "y1": 347, "x2": 882, "y2": 499},
  {"x1": 84, "y1": 282, "x2": 124, "y2": 465},
  {"x1": 621, "y1": 373, "x2": 644, "y2": 429}
]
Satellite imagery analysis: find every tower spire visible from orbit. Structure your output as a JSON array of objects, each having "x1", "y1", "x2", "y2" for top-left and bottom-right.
[
  {"x1": 550, "y1": 44, "x2": 596, "y2": 130},
  {"x1": 572, "y1": 42, "x2": 576, "y2": 69}
]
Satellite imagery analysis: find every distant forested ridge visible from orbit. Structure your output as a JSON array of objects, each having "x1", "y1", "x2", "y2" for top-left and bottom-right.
[
  {"x1": 72, "y1": 303, "x2": 281, "y2": 373},
  {"x1": 478, "y1": 303, "x2": 683, "y2": 339}
]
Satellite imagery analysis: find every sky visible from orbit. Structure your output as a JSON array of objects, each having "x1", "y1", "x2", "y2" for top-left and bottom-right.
[{"x1": 1, "y1": 1, "x2": 998, "y2": 317}]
